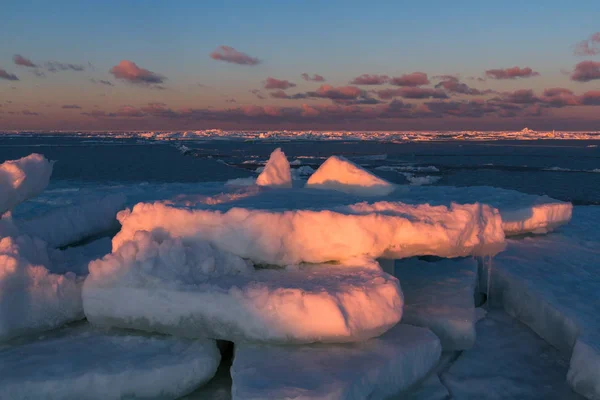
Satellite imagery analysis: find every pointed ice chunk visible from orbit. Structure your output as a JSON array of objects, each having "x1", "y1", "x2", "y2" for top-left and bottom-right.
[
  {"x1": 256, "y1": 148, "x2": 292, "y2": 188},
  {"x1": 0, "y1": 324, "x2": 220, "y2": 400},
  {"x1": 306, "y1": 155, "x2": 395, "y2": 196},
  {"x1": 231, "y1": 324, "x2": 441, "y2": 400},
  {"x1": 0, "y1": 154, "x2": 53, "y2": 214},
  {"x1": 394, "y1": 257, "x2": 479, "y2": 350}
]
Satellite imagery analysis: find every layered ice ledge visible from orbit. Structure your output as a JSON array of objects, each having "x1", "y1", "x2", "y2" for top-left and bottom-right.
[{"x1": 112, "y1": 200, "x2": 505, "y2": 265}]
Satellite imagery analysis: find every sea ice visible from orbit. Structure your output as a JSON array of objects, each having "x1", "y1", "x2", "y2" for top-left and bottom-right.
[
  {"x1": 231, "y1": 324, "x2": 441, "y2": 400},
  {"x1": 111, "y1": 200, "x2": 504, "y2": 266},
  {"x1": 441, "y1": 311, "x2": 583, "y2": 400},
  {"x1": 0, "y1": 323, "x2": 220, "y2": 400},
  {"x1": 255, "y1": 148, "x2": 292, "y2": 188},
  {"x1": 306, "y1": 155, "x2": 395, "y2": 196},
  {"x1": 16, "y1": 193, "x2": 126, "y2": 248},
  {"x1": 481, "y1": 206, "x2": 600, "y2": 399},
  {"x1": 393, "y1": 257, "x2": 479, "y2": 350},
  {"x1": 0, "y1": 154, "x2": 53, "y2": 214},
  {"x1": 83, "y1": 252, "x2": 403, "y2": 343}
]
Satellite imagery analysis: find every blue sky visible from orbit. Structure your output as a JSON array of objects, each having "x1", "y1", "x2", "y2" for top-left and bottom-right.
[{"x1": 1, "y1": 0, "x2": 599, "y2": 130}]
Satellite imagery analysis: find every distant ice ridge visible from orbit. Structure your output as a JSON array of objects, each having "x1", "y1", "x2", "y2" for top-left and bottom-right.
[
  {"x1": 84, "y1": 257, "x2": 403, "y2": 343},
  {"x1": 0, "y1": 154, "x2": 53, "y2": 214},
  {"x1": 306, "y1": 155, "x2": 396, "y2": 196}
]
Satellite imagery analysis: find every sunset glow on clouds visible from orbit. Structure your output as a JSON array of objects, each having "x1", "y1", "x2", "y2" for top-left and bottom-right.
[{"x1": 1, "y1": 1, "x2": 599, "y2": 131}]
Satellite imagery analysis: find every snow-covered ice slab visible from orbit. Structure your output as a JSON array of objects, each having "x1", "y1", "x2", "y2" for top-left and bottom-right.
[
  {"x1": 84, "y1": 253, "x2": 403, "y2": 343},
  {"x1": 481, "y1": 206, "x2": 600, "y2": 399},
  {"x1": 306, "y1": 155, "x2": 396, "y2": 196},
  {"x1": 16, "y1": 193, "x2": 126, "y2": 248},
  {"x1": 0, "y1": 323, "x2": 220, "y2": 400},
  {"x1": 256, "y1": 148, "x2": 292, "y2": 188},
  {"x1": 394, "y1": 257, "x2": 478, "y2": 350},
  {"x1": 441, "y1": 311, "x2": 583, "y2": 400},
  {"x1": 112, "y1": 200, "x2": 504, "y2": 265},
  {"x1": 0, "y1": 154, "x2": 53, "y2": 214},
  {"x1": 231, "y1": 324, "x2": 441, "y2": 400}
]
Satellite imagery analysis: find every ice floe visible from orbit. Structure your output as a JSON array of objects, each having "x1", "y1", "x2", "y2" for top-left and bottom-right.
[
  {"x1": 0, "y1": 154, "x2": 53, "y2": 214},
  {"x1": 255, "y1": 148, "x2": 292, "y2": 188},
  {"x1": 231, "y1": 324, "x2": 441, "y2": 400},
  {"x1": 0, "y1": 323, "x2": 220, "y2": 400},
  {"x1": 84, "y1": 257, "x2": 403, "y2": 343}
]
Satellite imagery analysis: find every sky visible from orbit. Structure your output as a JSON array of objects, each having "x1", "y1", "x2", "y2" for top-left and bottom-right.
[{"x1": 1, "y1": 0, "x2": 600, "y2": 131}]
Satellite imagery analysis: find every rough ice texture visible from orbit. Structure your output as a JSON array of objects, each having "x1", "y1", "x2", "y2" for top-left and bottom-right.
[
  {"x1": 0, "y1": 154, "x2": 53, "y2": 214},
  {"x1": 84, "y1": 255, "x2": 403, "y2": 344},
  {"x1": 255, "y1": 148, "x2": 292, "y2": 188},
  {"x1": 0, "y1": 323, "x2": 221, "y2": 400},
  {"x1": 394, "y1": 257, "x2": 478, "y2": 351},
  {"x1": 306, "y1": 155, "x2": 395, "y2": 196},
  {"x1": 16, "y1": 193, "x2": 126, "y2": 248},
  {"x1": 481, "y1": 206, "x2": 600, "y2": 399},
  {"x1": 0, "y1": 233, "x2": 83, "y2": 342},
  {"x1": 111, "y1": 201, "x2": 505, "y2": 266},
  {"x1": 231, "y1": 324, "x2": 441, "y2": 400},
  {"x1": 441, "y1": 311, "x2": 582, "y2": 400},
  {"x1": 402, "y1": 374, "x2": 450, "y2": 400}
]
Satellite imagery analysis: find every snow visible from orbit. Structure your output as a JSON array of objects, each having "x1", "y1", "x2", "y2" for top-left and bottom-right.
[
  {"x1": 441, "y1": 311, "x2": 583, "y2": 400},
  {"x1": 111, "y1": 200, "x2": 504, "y2": 266},
  {"x1": 393, "y1": 257, "x2": 479, "y2": 350},
  {"x1": 83, "y1": 258, "x2": 403, "y2": 344},
  {"x1": 255, "y1": 148, "x2": 292, "y2": 188},
  {"x1": 0, "y1": 232, "x2": 83, "y2": 341},
  {"x1": 231, "y1": 324, "x2": 441, "y2": 400},
  {"x1": 0, "y1": 323, "x2": 221, "y2": 400},
  {"x1": 16, "y1": 193, "x2": 126, "y2": 248},
  {"x1": 401, "y1": 374, "x2": 450, "y2": 400},
  {"x1": 0, "y1": 154, "x2": 53, "y2": 214},
  {"x1": 400, "y1": 173, "x2": 441, "y2": 186},
  {"x1": 481, "y1": 206, "x2": 600, "y2": 399},
  {"x1": 306, "y1": 155, "x2": 395, "y2": 196}
]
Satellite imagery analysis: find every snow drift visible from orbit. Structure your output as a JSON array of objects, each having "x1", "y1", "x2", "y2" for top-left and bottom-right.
[{"x1": 306, "y1": 155, "x2": 395, "y2": 196}]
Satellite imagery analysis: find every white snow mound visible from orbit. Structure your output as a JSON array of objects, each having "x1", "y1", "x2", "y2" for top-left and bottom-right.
[
  {"x1": 0, "y1": 154, "x2": 53, "y2": 214},
  {"x1": 0, "y1": 324, "x2": 220, "y2": 400},
  {"x1": 84, "y1": 254, "x2": 403, "y2": 343},
  {"x1": 306, "y1": 155, "x2": 395, "y2": 196},
  {"x1": 256, "y1": 148, "x2": 292, "y2": 188},
  {"x1": 231, "y1": 324, "x2": 442, "y2": 400},
  {"x1": 111, "y1": 201, "x2": 505, "y2": 266}
]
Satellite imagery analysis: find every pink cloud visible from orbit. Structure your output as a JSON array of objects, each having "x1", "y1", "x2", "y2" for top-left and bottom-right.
[
  {"x1": 350, "y1": 74, "x2": 389, "y2": 85},
  {"x1": 13, "y1": 54, "x2": 37, "y2": 68},
  {"x1": 376, "y1": 87, "x2": 447, "y2": 99},
  {"x1": 301, "y1": 73, "x2": 325, "y2": 82},
  {"x1": 250, "y1": 89, "x2": 266, "y2": 100},
  {"x1": 502, "y1": 89, "x2": 539, "y2": 104},
  {"x1": 210, "y1": 46, "x2": 260, "y2": 65},
  {"x1": 574, "y1": 32, "x2": 600, "y2": 56},
  {"x1": 0, "y1": 68, "x2": 19, "y2": 81},
  {"x1": 434, "y1": 76, "x2": 489, "y2": 95},
  {"x1": 263, "y1": 77, "x2": 296, "y2": 90},
  {"x1": 580, "y1": 91, "x2": 600, "y2": 105},
  {"x1": 571, "y1": 61, "x2": 600, "y2": 82},
  {"x1": 109, "y1": 60, "x2": 165, "y2": 85},
  {"x1": 311, "y1": 84, "x2": 363, "y2": 100},
  {"x1": 389, "y1": 72, "x2": 429, "y2": 86},
  {"x1": 62, "y1": 104, "x2": 81, "y2": 109},
  {"x1": 540, "y1": 88, "x2": 580, "y2": 107},
  {"x1": 270, "y1": 90, "x2": 289, "y2": 99},
  {"x1": 485, "y1": 67, "x2": 540, "y2": 79}
]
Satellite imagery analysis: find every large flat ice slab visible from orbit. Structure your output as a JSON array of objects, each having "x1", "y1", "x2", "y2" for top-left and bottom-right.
[
  {"x1": 306, "y1": 155, "x2": 395, "y2": 196},
  {"x1": 0, "y1": 154, "x2": 53, "y2": 214},
  {"x1": 112, "y1": 200, "x2": 504, "y2": 265},
  {"x1": 441, "y1": 311, "x2": 583, "y2": 400},
  {"x1": 481, "y1": 206, "x2": 600, "y2": 399},
  {"x1": 231, "y1": 324, "x2": 441, "y2": 400},
  {"x1": 0, "y1": 323, "x2": 220, "y2": 400},
  {"x1": 394, "y1": 257, "x2": 478, "y2": 350},
  {"x1": 84, "y1": 250, "x2": 403, "y2": 343}
]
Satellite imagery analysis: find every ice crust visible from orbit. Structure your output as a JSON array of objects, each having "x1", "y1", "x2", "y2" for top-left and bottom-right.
[
  {"x1": 231, "y1": 324, "x2": 442, "y2": 400},
  {"x1": 481, "y1": 206, "x2": 600, "y2": 399},
  {"x1": 0, "y1": 154, "x2": 53, "y2": 214},
  {"x1": 0, "y1": 324, "x2": 221, "y2": 400},
  {"x1": 84, "y1": 257, "x2": 403, "y2": 344},
  {"x1": 306, "y1": 155, "x2": 395, "y2": 196},
  {"x1": 255, "y1": 148, "x2": 292, "y2": 188},
  {"x1": 394, "y1": 257, "x2": 478, "y2": 350},
  {"x1": 111, "y1": 200, "x2": 505, "y2": 266}
]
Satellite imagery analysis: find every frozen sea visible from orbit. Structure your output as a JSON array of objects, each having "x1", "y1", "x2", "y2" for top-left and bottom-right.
[{"x1": 1, "y1": 133, "x2": 599, "y2": 400}]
